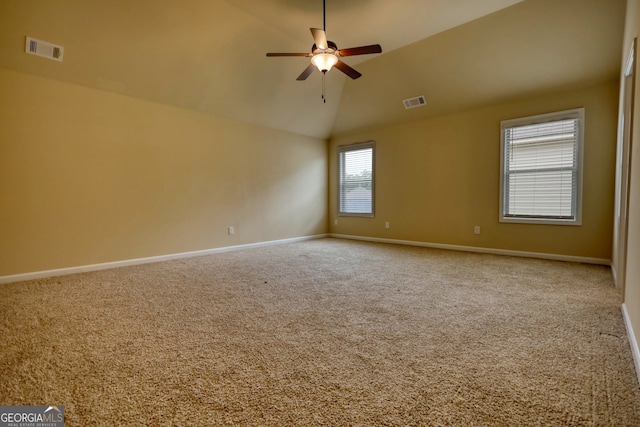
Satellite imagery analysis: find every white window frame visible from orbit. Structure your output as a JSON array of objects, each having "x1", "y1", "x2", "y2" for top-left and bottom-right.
[
  {"x1": 338, "y1": 141, "x2": 375, "y2": 217},
  {"x1": 499, "y1": 108, "x2": 584, "y2": 225}
]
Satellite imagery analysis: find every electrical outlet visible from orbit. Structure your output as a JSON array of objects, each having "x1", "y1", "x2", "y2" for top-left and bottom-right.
[
  {"x1": 385, "y1": 221, "x2": 390, "y2": 229},
  {"x1": 474, "y1": 226, "x2": 480, "y2": 235},
  {"x1": 334, "y1": 219, "x2": 338, "y2": 225},
  {"x1": 228, "y1": 226, "x2": 235, "y2": 235}
]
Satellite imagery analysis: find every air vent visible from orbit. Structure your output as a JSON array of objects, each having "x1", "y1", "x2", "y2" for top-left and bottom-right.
[
  {"x1": 25, "y1": 37, "x2": 64, "y2": 62},
  {"x1": 403, "y1": 95, "x2": 426, "y2": 109}
]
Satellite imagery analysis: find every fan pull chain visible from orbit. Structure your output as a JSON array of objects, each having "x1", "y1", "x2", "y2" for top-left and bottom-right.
[{"x1": 322, "y1": 71, "x2": 326, "y2": 103}]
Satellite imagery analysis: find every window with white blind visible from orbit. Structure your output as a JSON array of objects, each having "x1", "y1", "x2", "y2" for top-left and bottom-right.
[
  {"x1": 339, "y1": 142, "x2": 374, "y2": 216},
  {"x1": 500, "y1": 108, "x2": 584, "y2": 225}
]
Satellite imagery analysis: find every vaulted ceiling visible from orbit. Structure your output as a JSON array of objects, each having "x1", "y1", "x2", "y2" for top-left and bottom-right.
[{"x1": 0, "y1": 0, "x2": 626, "y2": 139}]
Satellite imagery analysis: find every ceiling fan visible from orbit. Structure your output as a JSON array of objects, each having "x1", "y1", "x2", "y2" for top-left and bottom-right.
[{"x1": 266, "y1": 0, "x2": 382, "y2": 81}]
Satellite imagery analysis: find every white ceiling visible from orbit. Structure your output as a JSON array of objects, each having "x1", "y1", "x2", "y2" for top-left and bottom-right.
[
  {"x1": 0, "y1": 0, "x2": 626, "y2": 139},
  {"x1": 227, "y1": 0, "x2": 525, "y2": 55}
]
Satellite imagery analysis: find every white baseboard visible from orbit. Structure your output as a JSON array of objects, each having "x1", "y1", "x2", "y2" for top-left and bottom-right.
[
  {"x1": 0, "y1": 233, "x2": 611, "y2": 285},
  {"x1": 329, "y1": 234, "x2": 611, "y2": 265},
  {"x1": 622, "y1": 303, "x2": 640, "y2": 387},
  {"x1": 0, "y1": 234, "x2": 327, "y2": 285}
]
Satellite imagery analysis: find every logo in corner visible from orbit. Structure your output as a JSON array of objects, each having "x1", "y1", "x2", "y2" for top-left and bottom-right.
[{"x1": 0, "y1": 405, "x2": 65, "y2": 427}]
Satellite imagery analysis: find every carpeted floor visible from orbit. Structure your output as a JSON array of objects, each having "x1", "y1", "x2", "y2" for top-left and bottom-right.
[{"x1": 1, "y1": 238, "x2": 639, "y2": 426}]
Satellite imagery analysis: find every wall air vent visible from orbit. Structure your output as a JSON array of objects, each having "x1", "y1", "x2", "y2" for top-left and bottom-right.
[
  {"x1": 25, "y1": 37, "x2": 64, "y2": 62},
  {"x1": 403, "y1": 95, "x2": 426, "y2": 109}
]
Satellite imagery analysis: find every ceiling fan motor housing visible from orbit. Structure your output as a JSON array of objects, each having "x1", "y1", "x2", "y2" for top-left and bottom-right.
[{"x1": 312, "y1": 41, "x2": 338, "y2": 54}]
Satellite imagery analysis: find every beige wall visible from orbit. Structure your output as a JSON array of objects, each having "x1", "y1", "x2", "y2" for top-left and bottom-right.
[
  {"x1": 0, "y1": 68, "x2": 328, "y2": 277},
  {"x1": 622, "y1": 0, "x2": 640, "y2": 377},
  {"x1": 329, "y1": 81, "x2": 619, "y2": 261}
]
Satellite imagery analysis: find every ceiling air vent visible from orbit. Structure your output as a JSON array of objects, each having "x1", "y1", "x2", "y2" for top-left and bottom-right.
[
  {"x1": 403, "y1": 95, "x2": 426, "y2": 109},
  {"x1": 25, "y1": 36, "x2": 64, "y2": 62}
]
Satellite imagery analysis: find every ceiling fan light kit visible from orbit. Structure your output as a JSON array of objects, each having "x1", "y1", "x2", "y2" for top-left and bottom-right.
[{"x1": 311, "y1": 52, "x2": 338, "y2": 72}]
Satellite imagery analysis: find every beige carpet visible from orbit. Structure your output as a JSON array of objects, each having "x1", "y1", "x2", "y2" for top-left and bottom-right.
[{"x1": 1, "y1": 238, "x2": 639, "y2": 426}]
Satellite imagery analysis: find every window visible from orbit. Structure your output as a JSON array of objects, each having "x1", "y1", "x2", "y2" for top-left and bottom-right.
[
  {"x1": 339, "y1": 142, "x2": 374, "y2": 216},
  {"x1": 500, "y1": 108, "x2": 584, "y2": 224}
]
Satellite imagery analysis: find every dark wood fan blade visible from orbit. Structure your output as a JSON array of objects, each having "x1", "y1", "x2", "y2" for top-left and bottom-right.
[
  {"x1": 338, "y1": 44, "x2": 382, "y2": 57},
  {"x1": 310, "y1": 28, "x2": 328, "y2": 50},
  {"x1": 334, "y1": 60, "x2": 361, "y2": 79},
  {"x1": 266, "y1": 53, "x2": 312, "y2": 57},
  {"x1": 296, "y1": 64, "x2": 316, "y2": 81}
]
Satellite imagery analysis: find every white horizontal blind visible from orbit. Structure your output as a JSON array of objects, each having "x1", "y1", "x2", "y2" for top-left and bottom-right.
[
  {"x1": 501, "y1": 109, "x2": 583, "y2": 222},
  {"x1": 339, "y1": 142, "x2": 374, "y2": 216}
]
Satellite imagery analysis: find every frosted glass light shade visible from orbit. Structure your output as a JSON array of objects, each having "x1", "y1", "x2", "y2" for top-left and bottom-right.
[{"x1": 311, "y1": 53, "x2": 338, "y2": 72}]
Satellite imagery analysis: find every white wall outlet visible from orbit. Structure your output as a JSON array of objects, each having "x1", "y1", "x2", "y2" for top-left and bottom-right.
[
  {"x1": 228, "y1": 226, "x2": 235, "y2": 235},
  {"x1": 474, "y1": 226, "x2": 480, "y2": 235},
  {"x1": 385, "y1": 221, "x2": 390, "y2": 229},
  {"x1": 334, "y1": 219, "x2": 338, "y2": 225}
]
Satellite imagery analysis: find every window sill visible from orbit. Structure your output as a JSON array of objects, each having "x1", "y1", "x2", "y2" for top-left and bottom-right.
[
  {"x1": 338, "y1": 213, "x2": 374, "y2": 218},
  {"x1": 499, "y1": 217, "x2": 581, "y2": 226}
]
